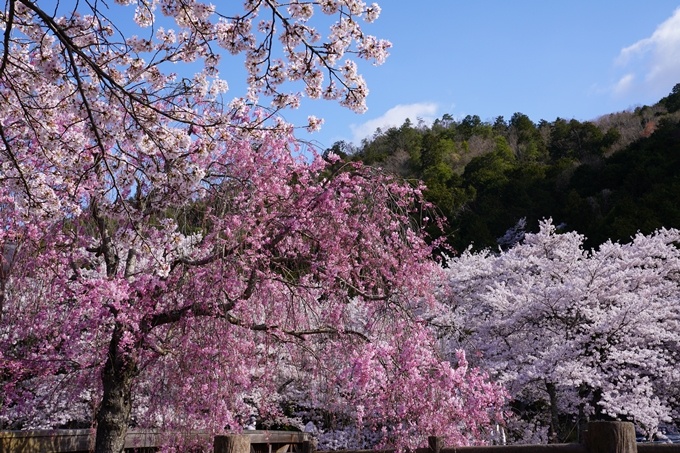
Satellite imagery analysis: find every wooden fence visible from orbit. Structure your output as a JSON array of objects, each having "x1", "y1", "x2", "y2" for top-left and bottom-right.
[
  {"x1": 0, "y1": 429, "x2": 311, "y2": 453},
  {"x1": 1, "y1": 422, "x2": 679, "y2": 453}
]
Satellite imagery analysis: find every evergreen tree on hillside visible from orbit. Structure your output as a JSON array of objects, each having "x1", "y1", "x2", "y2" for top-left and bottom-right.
[{"x1": 330, "y1": 83, "x2": 680, "y2": 252}]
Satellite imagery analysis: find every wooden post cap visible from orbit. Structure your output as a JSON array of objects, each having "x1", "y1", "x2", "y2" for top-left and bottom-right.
[
  {"x1": 584, "y1": 421, "x2": 637, "y2": 453},
  {"x1": 428, "y1": 436, "x2": 444, "y2": 453},
  {"x1": 215, "y1": 434, "x2": 252, "y2": 453},
  {"x1": 302, "y1": 439, "x2": 317, "y2": 453}
]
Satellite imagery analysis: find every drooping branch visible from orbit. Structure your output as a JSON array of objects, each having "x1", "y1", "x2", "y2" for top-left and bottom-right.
[
  {"x1": 223, "y1": 312, "x2": 370, "y2": 342},
  {"x1": 0, "y1": 0, "x2": 15, "y2": 79},
  {"x1": 17, "y1": 0, "x2": 185, "y2": 122}
]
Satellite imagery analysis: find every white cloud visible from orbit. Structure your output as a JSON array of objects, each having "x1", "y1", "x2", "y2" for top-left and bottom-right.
[
  {"x1": 614, "y1": 7, "x2": 680, "y2": 95},
  {"x1": 612, "y1": 73, "x2": 636, "y2": 97},
  {"x1": 349, "y1": 102, "x2": 438, "y2": 144}
]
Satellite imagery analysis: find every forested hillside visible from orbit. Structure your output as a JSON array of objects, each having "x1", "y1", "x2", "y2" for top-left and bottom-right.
[{"x1": 328, "y1": 84, "x2": 680, "y2": 252}]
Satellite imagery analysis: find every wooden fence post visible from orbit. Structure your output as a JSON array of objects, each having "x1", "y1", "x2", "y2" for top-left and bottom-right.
[
  {"x1": 428, "y1": 436, "x2": 444, "y2": 453},
  {"x1": 302, "y1": 439, "x2": 317, "y2": 453},
  {"x1": 584, "y1": 421, "x2": 637, "y2": 453},
  {"x1": 215, "y1": 434, "x2": 251, "y2": 453}
]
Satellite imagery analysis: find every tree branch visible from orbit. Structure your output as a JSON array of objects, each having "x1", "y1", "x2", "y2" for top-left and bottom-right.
[{"x1": 0, "y1": 0, "x2": 16, "y2": 79}]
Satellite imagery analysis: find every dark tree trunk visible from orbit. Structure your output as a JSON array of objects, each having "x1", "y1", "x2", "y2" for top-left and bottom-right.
[
  {"x1": 578, "y1": 404, "x2": 588, "y2": 443},
  {"x1": 95, "y1": 325, "x2": 138, "y2": 453},
  {"x1": 546, "y1": 381, "x2": 561, "y2": 443},
  {"x1": 0, "y1": 278, "x2": 5, "y2": 321},
  {"x1": 577, "y1": 384, "x2": 590, "y2": 443}
]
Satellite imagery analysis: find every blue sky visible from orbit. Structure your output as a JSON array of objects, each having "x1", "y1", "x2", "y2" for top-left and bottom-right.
[
  {"x1": 80, "y1": 1, "x2": 680, "y2": 152},
  {"x1": 281, "y1": 1, "x2": 680, "y2": 151}
]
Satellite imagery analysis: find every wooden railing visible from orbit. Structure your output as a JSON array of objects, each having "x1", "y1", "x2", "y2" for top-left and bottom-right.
[
  {"x1": 310, "y1": 423, "x2": 680, "y2": 453},
  {"x1": 0, "y1": 429, "x2": 312, "y2": 453},
  {"x1": 1, "y1": 423, "x2": 678, "y2": 453}
]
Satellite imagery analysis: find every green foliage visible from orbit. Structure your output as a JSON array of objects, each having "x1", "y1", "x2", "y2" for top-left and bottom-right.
[
  {"x1": 548, "y1": 118, "x2": 618, "y2": 160},
  {"x1": 661, "y1": 83, "x2": 680, "y2": 113},
  {"x1": 565, "y1": 116, "x2": 680, "y2": 248},
  {"x1": 331, "y1": 83, "x2": 680, "y2": 252}
]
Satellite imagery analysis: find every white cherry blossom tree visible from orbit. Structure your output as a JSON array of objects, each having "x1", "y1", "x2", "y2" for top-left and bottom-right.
[{"x1": 439, "y1": 220, "x2": 680, "y2": 443}]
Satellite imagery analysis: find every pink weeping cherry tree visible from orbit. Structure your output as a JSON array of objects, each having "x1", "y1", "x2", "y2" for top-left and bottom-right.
[{"x1": 0, "y1": 1, "x2": 506, "y2": 452}]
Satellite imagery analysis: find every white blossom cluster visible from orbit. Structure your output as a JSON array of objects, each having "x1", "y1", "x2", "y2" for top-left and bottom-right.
[{"x1": 438, "y1": 219, "x2": 680, "y2": 442}]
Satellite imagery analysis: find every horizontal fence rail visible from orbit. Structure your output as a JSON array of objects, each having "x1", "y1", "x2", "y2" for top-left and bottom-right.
[
  {"x1": 311, "y1": 443, "x2": 680, "y2": 453},
  {"x1": 309, "y1": 443, "x2": 680, "y2": 453},
  {"x1": 0, "y1": 429, "x2": 311, "y2": 453},
  {"x1": 2, "y1": 423, "x2": 679, "y2": 453}
]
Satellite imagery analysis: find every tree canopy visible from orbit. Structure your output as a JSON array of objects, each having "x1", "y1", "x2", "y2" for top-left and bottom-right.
[
  {"x1": 338, "y1": 87, "x2": 680, "y2": 253},
  {"x1": 439, "y1": 220, "x2": 680, "y2": 443},
  {"x1": 0, "y1": 2, "x2": 506, "y2": 453}
]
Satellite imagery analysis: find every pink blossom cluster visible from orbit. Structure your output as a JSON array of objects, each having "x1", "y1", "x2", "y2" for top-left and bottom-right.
[
  {"x1": 0, "y1": 123, "x2": 505, "y2": 448},
  {"x1": 266, "y1": 296, "x2": 508, "y2": 449},
  {"x1": 0, "y1": 2, "x2": 506, "y2": 451}
]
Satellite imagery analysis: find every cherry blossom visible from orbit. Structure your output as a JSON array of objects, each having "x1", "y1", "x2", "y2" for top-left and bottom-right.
[
  {"x1": 439, "y1": 220, "x2": 680, "y2": 443},
  {"x1": 0, "y1": 2, "x2": 505, "y2": 453}
]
